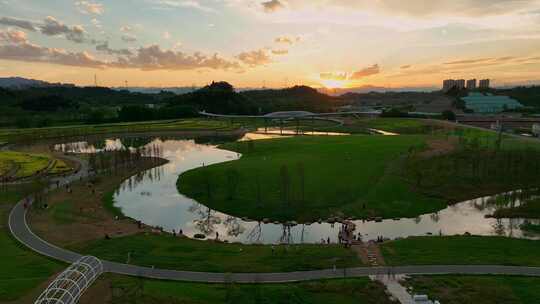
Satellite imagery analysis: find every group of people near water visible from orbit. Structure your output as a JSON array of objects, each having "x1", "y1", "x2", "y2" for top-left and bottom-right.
[{"x1": 318, "y1": 221, "x2": 365, "y2": 247}]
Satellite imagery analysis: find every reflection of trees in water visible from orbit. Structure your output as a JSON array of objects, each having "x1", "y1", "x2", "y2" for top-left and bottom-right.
[
  {"x1": 247, "y1": 222, "x2": 262, "y2": 243},
  {"x1": 121, "y1": 137, "x2": 154, "y2": 149},
  {"x1": 223, "y1": 216, "x2": 246, "y2": 237},
  {"x1": 189, "y1": 204, "x2": 222, "y2": 235},
  {"x1": 492, "y1": 218, "x2": 506, "y2": 236},
  {"x1": 430, "y1": 212, "x2": 440, "y2": 223},
  {"x1": 188, "y1": 204, "x2": 246, "y2": 238},
  {"x1": 120, "y1": 165, "x2": 165, "y2": 194},
  {"x1": 469, "y1": 190, "x2": 539, "y2": 215},
  {"x1": 279, "y1": 225, "x2": 293, "y2": 244},
  {"x1": 471, "y1": 198, "x2": 487, "y2": 211}
]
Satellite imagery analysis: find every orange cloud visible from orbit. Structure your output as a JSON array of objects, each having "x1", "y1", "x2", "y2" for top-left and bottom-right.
[{"x1": 349, "y1": 64, "x2": 380, "y2": 80}]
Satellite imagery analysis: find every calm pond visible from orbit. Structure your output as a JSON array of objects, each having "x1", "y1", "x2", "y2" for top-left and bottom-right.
[{"x1": 55, "y1": 134, "x2": 540, "y2": 244}]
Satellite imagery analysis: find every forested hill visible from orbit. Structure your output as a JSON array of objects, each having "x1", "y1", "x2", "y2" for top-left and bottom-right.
[
  {"x1": 0, "y1": 81, "x2": 340, "y2": 127},
  {"x1": 166, "y1": 82, "x2": 340, "y2": 115},
  {"x1": 240, "y1": 85, "x2": 340, "y2": 113},
  {"x1": 0, "y1": 86, "x2": 173, "y2": 107},
  {"x1": 495, "y1": 86, "x2": 540, "y2": 107}
]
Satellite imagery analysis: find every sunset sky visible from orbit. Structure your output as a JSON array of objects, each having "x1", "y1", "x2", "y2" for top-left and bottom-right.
[{"x1": 1, "y1": 0, "x2": 540, "y2": 89}]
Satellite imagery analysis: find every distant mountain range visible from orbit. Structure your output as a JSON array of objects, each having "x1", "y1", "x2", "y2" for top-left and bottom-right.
[
  {"x1": 318, "y1": 85, "x2": 440, "y2": 96},
  {"x1": 0, "y1": 77, "x2": 75, "y2": 89}
]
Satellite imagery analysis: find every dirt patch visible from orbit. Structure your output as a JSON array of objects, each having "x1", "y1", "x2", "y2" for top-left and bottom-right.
[
  {"x1": 28, "y1": 158, "x2": 167, "y2": 247},
  {"x1": 352, "y1": 242, "x2": 385, "y2": 266},
  {"x1": 78, "y1": 276, "x2": 113, "y2": 304},
  {"x1": 418, "y1": 138, "x2": 457, "y2": 158}
]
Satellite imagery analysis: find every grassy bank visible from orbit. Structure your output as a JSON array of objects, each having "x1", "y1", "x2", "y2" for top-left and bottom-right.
[
  {"x1": 0, "y1": 118, "x2": 239, "y2": 143},
  {"x1": 0, "y1": 184, "x2": 63, "y2": 301},
  {"x1": 404, "y1": 135, "x2": 540, "y2": 203},
  {"x1": 381, "y1": 236, "x2": 540, "y2": 266},
  {"x1": 405, "y1": 275, "x2": 540, "y2": 304},
  {"x1": 521, "y1": 222, "x2": 540, "y2": 234},
  {"x1": 29, "y1": 157, "x2": 169, "y2": 247},
  {"x1": 179, "y1": 135, "x2": 446, "y2": 222},
  {"x1": 71, "y1": 234, "x2": 362, "y2": 273},
  {"x1": 81, "y1": 275, "x2": 395, "y2": 304},
  {"x1": 494, "y1": 197, "x2": 540, "y2": 219},
  {"x1": 338, "y1": 118, "x2": 442, "y2": 134}
]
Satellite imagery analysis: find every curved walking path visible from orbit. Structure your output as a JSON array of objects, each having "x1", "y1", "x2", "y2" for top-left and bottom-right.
[
  {"x1": 9, "y1": 188, "x2": 540, "y2": 283},
  {"x1": 6, "y1": 142, "x2": 540, "y2": 283}
]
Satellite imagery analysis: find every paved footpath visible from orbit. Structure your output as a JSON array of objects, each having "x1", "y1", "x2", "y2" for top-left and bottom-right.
[
  {"x1": 10, "y1": 194, "x2": 540, "y2": 283},
  {"x1": 7, "y1": 151, "x2": 540, "y2": 283}
]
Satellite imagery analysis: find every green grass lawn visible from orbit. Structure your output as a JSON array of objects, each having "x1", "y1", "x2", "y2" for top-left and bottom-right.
[
  {"x1": 71, "y1": 234, "x2": 362, "y2": 273},
  {"x1": 405, "y1": 275, "x2": 540, "y2": 304},
  {"x1": 179, "y1": 135, "x2": 446, "y2": 222},
  {"x1": 407, "y1": 143, "x2": 540, "y2": 203},
  {"x1": 340, "y1": 118, "x2": 440, "y2": 134},
  {"x1": 0, "y1": 185, "x2": 63, "y2": 301},
  {"x1": 98, "y1": 276, "x2": 395, "y2": 304},
  {"x1": 381, "y1": 236, "x2": 540, "y2": 266}
]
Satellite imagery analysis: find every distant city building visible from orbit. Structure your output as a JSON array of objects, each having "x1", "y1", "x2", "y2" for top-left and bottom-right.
[
  {"x1": 466, "y1": 79, "x2": 477, "y2": 90},
  {"x1": 443, "y1": 78, "x2": 489, "y2": 91},
  {"x1": 479, "y1": 79, "x2": 490, "y2": 89},
  {"x1": 455, "y1": 79, "x2": 465, "y2": 89},
  {"x1": 442, "y1": 79, "x2": 456, "y2": 91}
]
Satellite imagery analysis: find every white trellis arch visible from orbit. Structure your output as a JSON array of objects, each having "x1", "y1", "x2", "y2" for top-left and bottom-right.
[{"x1": 34, "y1": 256, "x2": 103, "y2": 304}]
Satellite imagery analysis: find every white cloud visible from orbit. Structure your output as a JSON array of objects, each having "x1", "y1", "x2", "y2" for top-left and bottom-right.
[
  {"x1": 113, "y1": 44, "x2": 241, "y2": 70},
  {"x1": 120, "y1": 25, "x2": 133, "y2": 32},
  {"x1": 0, "y1": 16, "x2": 37, "y2": 31},
  {"x1": 275, "y1": 35, "x2": 301, "y2": 44},
  {"x1": 236, "y1": 49, "x2": 271, "y2": 66},
  {"x1": 261, "y1": 0, "x2": 284, "y2": 13},
  {"x1": 91, "y1": 18, "x2": 102, "y2": 29},
  {"x1": 0, "y1": 29, "x2": 27, "y2": 44},
  {"x1": 0, "y1": 37, "x2": 106, "y2": 68},
  {"x1": 150, "y1": 0, "x2": 216, "y2": 13},
  {"x1": 271, "y1": 49, "x2": 288, "y2": 55},
  {"x1": 96, "y1": 41, "x2": 132, "y2": 56},
  {"x1": 40, "y1": 16, "x2": 87, "y2": 43},
  {"x1": 349, "y1": 64, "x2": 380, "y2": 80},
  {"x1": 121, "y1": 34, "x2": 137, "y2": 43},
  {"x1": 76, "y1": 1, "x2": 104, "y2": 15}
]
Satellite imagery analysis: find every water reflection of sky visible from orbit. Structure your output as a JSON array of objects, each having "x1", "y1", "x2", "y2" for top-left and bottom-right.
[{"x1": 58, "y1": 136, "x2": 540, "y2": 244}]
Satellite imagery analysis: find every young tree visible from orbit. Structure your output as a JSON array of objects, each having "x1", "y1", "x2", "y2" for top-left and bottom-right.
[
  {"x1": 297, "y1": 162, "x2": 305, "y2": 205},
  {"x1": 280, "y1": 165, "x2": 290, "y2": 207},
  {"x1": 226, "y1": 168, "x2": 239, "y2": 200},
  {"x1": 254, "y1": 170, "x2": 262, "y2": 207}
]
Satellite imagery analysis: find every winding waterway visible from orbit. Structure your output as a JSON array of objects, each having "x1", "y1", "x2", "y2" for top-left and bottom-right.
[{"x1": 55, "y1": 135, "x2": 540, "y2": 244}]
